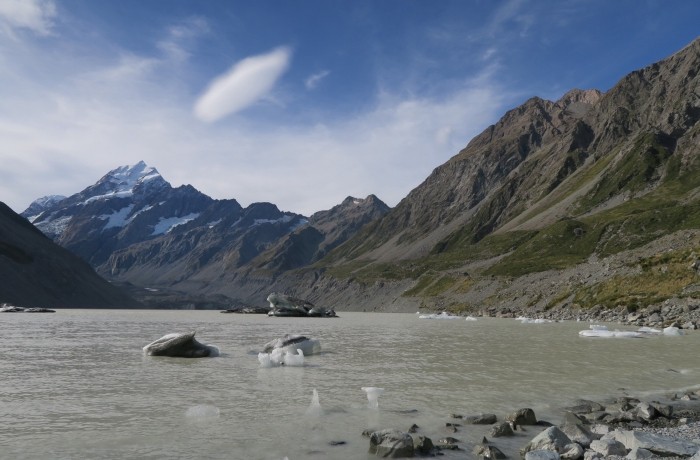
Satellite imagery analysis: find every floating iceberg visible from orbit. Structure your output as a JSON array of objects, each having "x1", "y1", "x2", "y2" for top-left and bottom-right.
[
  {"x1": 258, "y1": 349, "x2": 305, "y2": 368},
  {"x1": 262, "y1": 334, "x2": 321, "y2": 356},
  {"x1": 361, "y1": 387, "x2": 384, "y2": 409},
  {"x1": 465, "y1": 316, "x2": 478, "y2": 321},
  {"x1": 638, "y1": 326, "x2": 683, "y2": 336},
  {"x1": 418, "y1": 312, "x2": 461, "y2": 320},
  {"x1": 517, "y1": 316, "x2": 553, "y2": 324},
  {"x1": 578, "y1": 325, "x2": 643, "y2": 338}
]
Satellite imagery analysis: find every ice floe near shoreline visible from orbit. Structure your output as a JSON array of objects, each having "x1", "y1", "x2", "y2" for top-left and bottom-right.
[
  {"x1": 579, "y1": 324, "x2": 684, "y2": 338},
  {"x1": 516, "y1": 316, "x2": 554, "y2": 324},
  {"x1": 417, "y1": 311, "x2": 461, "y2": 319}
]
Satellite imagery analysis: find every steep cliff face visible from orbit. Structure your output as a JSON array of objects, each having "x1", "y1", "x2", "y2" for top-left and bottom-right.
[{"x1": 0, "y1": 202, "x2": 139, "y2": 308}]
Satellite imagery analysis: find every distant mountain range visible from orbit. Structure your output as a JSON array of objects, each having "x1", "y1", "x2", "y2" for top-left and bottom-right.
[
  {"x1": 11, "y1": 37, "x2": 700, "y2": 313},
  {"x1": 21, "y1": 161, "x2": 389, "y2": 308}
]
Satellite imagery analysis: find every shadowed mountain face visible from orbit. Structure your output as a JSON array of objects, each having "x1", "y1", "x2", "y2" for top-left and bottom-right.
[{"x1": 0, "y1": 202, "x2": 139, "y2": 308}]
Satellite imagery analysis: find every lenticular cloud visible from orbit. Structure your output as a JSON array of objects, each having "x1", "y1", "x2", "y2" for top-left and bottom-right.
[{"x1": 194, "y1": 46, "x2": 291, "y2": 122}]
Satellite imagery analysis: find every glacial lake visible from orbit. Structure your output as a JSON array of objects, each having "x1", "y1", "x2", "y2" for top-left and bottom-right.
[{"x1": 2, "y1": 310, "x2": 700, "y2": 459}]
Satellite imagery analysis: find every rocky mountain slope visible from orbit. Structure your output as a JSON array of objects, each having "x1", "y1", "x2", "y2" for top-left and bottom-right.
[
  {"x1": 0, "y1": 202, "x2": 139, "y2": 308},
  {"x1": 283, "y1": 37, "x2": 700, "y2": 315}
]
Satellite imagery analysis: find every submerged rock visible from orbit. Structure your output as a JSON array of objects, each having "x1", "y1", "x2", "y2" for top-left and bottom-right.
[{"x1": 143, "y1": 331, "x2": 219, "y2": 358}]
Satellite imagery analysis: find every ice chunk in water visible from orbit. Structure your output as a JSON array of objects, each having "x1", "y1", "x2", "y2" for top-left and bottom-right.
[
  {"x1": 306, "y1": 388, "x2": 322, "y2": 416},
  {"x1": 185, "y1": 404, "x2": 220, "y2": 418},
  {"x1": 284, "y1": 349, "x2": 305, "y2": 366},
  {"x1": 663, "y1": 326, "x2": 683, "y2": 336},
  {"x1": 258, "y1": 348, "x2": 305, "y2": 367},
  {"x1": 361, "y1": 387, "x2": 384, "y2": 409}
]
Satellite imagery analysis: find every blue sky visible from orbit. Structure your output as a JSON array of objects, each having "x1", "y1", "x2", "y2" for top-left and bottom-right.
[{"x1": 1, "y1": 0, "x2": 699, "y2": 216}]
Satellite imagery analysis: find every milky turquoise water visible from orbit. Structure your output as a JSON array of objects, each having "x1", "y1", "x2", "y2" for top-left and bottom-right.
[{"x1": 2, "y1": 310, "x2": 699, "y2": 459}]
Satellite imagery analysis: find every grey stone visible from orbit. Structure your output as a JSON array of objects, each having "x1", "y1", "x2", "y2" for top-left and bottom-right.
[
  {"x1": 463, "y1": 413, "x2": 498, "y2": 424},
  {"x1": 635, "y1": 402, "x2": 657, "y2": 421},
  {"x1": 413, "y1": 435, "x2": 434, "y2": 456},
  {"x1": 507, "y1": 408, "x2": 538, "y2": 426},
  {"x1": 560, "y1": 420, "x2": 599, "y2": 448},
  {"x1": 626, "y1": 447, "x2": 655, "y2": 460},
  {"x1": 606, "y1": 429, "x2": 699, "y2": 457},
  {"x1": 561, "y1": 442, "x2": 584, "y2": 460},
  {"x1": 525, "y1": 451, "x2": 561, "y2": 460},
  {"x1": 489, "y1": 421, "x2": 514, "y2": 437},
  {"x1": 590, "y1": 439, "x2": 627, "y2": 456},
  {"x1": 368, "y1": 429, "x2": 414, "y2": 458},
  {"x1": 522, "y1": 427, "x2": 572, "y2": 455},
  {"x1": 474, "y1": 443, "x2": 507, "y2": 459}
]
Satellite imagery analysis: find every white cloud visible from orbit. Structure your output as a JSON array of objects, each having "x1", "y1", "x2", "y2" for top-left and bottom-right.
[
  {"x1": 193, "y1": 46, "x2": 292, "y2": 122},
  {"x1": 0, "y1": 0, "x2": 56, "y2": 35},
  {"x1": 157, "y1": 16, "x2": 209, "y2": 63},
  {"x1": 305, "y1": 70, "x2": 330, "y2": 89},
  {"x1": 0, "y1": 15, "x2": 511, "y2": 217}
]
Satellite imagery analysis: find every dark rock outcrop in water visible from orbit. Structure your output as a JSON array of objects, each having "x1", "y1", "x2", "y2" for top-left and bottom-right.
[
  {"x1": 0, "y1": 305, "x2": 56, "y2": 313},
  {"x1": 0, "y1": 202, "x2": 139, "y2": 308},
  {"x1": 142, "y1": 331, "x2": 219, "y2": 358},
  {"x1": 266, "y1": 292, "x2": 337, "y2": 317}
]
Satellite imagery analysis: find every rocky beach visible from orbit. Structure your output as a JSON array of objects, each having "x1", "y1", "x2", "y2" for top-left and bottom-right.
[{"x1": 365, "y1": 390, "x2": 700, "y2": 459}]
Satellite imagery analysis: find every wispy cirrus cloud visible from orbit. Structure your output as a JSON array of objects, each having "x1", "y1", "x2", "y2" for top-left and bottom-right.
[
  {"x1": 0, "y1": 0, "x2": 56, "y2": 36},
  {"x1": 305, "y1": 69, "x2": 330, "y2": 90},
  {"x1": 193, "y1": 46, "x2": 292, "y2": 122},
  {"x1": 157, "y1": 16, "x2": 209, "y2": 63}
]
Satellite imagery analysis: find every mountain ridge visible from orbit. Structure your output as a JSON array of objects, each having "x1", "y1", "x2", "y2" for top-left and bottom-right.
[{"x1": 18, "y1": 37, "x2": 700, "y2": 314}]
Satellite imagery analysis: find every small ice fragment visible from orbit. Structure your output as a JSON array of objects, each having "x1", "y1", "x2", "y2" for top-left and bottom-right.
[
  {"x1": 185, "y1": 404, "x2": 220, "y2": 418},
  {"x1": 306, "y1": 388, "x2": 322, "y2": 416},
  {"x1": 663, "y1": 326, "x2": 683, "y2": 336},
  {"x1": 361, "y1": 387, "x2": 384, "y2": 409},
  {"x1": 465, "y1": 316, "x2": 477, "y2": 321},
  {"x1": 284, "y1": 349, "x2": 305, "y2": 366},
  {"x1": 418, "y1": 312, "x2": 460, "y2": 319}
]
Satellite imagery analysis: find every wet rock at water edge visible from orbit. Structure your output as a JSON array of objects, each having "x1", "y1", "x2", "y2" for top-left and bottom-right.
[
  {"x1": 506, "y1": 408, "x2": 538, "y2": 426},
  {"x1": 489, "y1": 421, "x2": 515, "y2": 437},
  {"x1": 454, "y1": 413, "x2": 498, "y2": 425},
  {"x1": 521, "y1": 426, "x2": 572, "y2": 456},
  {"x1": 368, "y1": 429, "x2": 414, "y2": 458},
  {"x1": 142, "y1": 331, "x2": 220, "y2": 358}
]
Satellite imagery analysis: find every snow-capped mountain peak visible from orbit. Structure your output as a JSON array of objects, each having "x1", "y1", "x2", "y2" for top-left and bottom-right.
[{"x1": 86, "y1": 161, "x2": 165, "y2": 203}]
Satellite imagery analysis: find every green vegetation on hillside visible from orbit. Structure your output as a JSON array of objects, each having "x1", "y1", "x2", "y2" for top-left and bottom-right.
[{"x1": 573, "y1": 246, "x2": 700, "y2": 310}]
